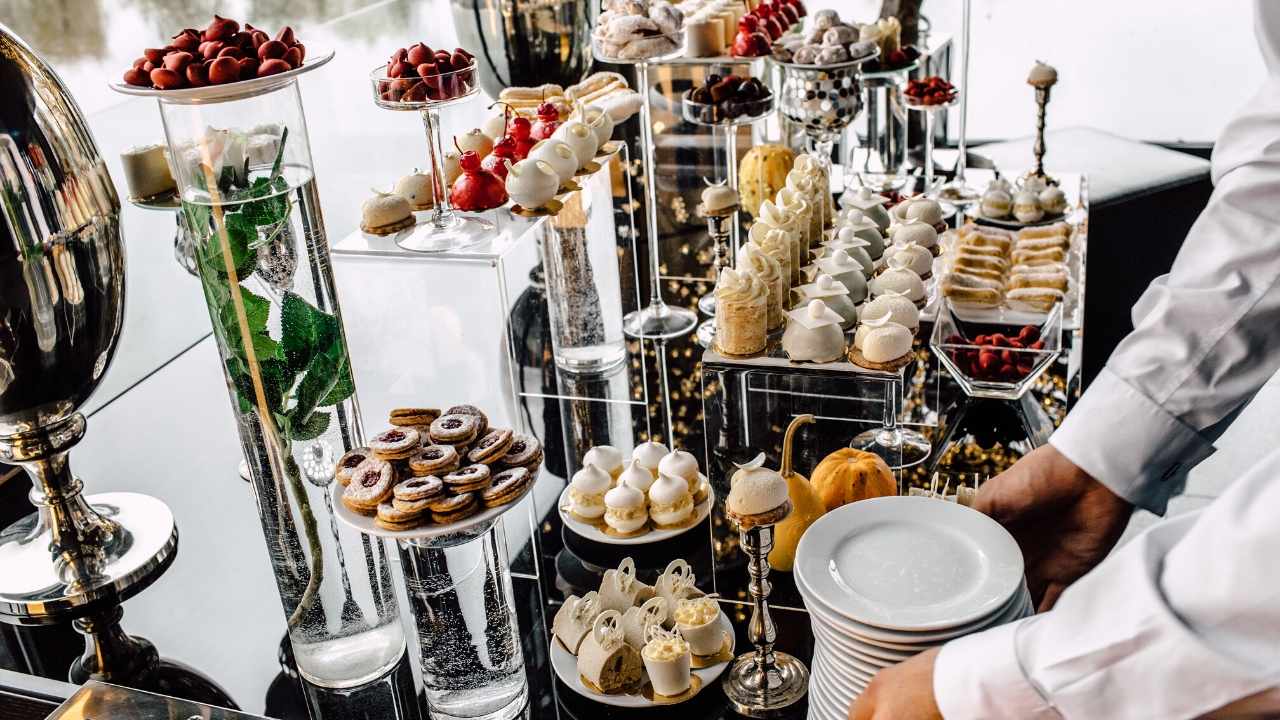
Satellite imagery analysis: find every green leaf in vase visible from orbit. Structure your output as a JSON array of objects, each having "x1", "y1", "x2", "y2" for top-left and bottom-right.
[
  {"x1": 318, "y1": 356, "x2": 355, "y2": 407},
  {"x1": 289, "y1": 342, "x2": 342, "y2": 435},
  {"x1": 290, "y1": 411, "x2": 331, "y2": 441},
  {"x1": 281, "y1": 291, "x2": 338, "y2": 374}
]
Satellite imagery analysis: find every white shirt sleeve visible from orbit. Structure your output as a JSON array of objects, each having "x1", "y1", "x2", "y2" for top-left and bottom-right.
[
  {"x1": 1050, "y1": 4, "x2": 1280, "y2": 515},
  {"x1": 933, "y1": 446, "x2": 1280, "y2": 719}
]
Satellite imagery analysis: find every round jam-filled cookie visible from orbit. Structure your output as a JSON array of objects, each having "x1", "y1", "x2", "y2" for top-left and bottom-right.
[
  {"x1": 429, "y1": 414, "x2": 480, "y2": 444},
  {"x1": 376, "y1": 499, "x2": 426, "y2": 531},
  {"x1": 500, "y1": 434, "x2": 543, "y2": 471},
  {"x1": 481, "y1": 467, "x2": 533, "y2": 508},
  {"x1": 468, "y1": 428, "x2": 514, "y2": 464},
  {"x1": 393, "y1": 475, "x2": 444, "y2": 502},
  {"x1": 342, "y1": 458, "x2": 395, "y2": 513},
  {"x1": 389, "y1": 407, "x2": 441, "y2": 427},
  {"x1": 444, "y1": 463, "x2": 493, "y2": 493},
  {"x1": 335, "y1": 447, "x2": 372, "y2": 486},
  {"x1": 391, "y1": 495, "x2": 434, "y2": 516},
  {"x1": 429, "y1": 492, "x2": 479, "y2": 524},
  {"x1": 369, "y1": 427, "x2": 421, "y2": 460},
  {"x1": 409, "y1": 445, "x2": 460, "y2": 476},
  {"x1": 443, "y1": 404, "x2": 488, "y2": 436}
]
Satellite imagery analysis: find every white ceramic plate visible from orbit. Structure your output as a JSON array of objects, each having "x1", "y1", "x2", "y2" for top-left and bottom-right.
[
  {"x1": 110, "y1": 50, "x2": 335, "y2": 101},
  {"x1": 800, "y1": 578, "x2": 1030, "y2": 645},
  {"x1": 557, "y1": 478, "x2": 713, "y2": 546},
  {"x1": 794, "y1": 496, "x2": 1024, "y2": 631},
  {"x1": 815, "y1": 649, "x2": 874, "y2": 688},
  {"x1": 549, "y1": 608, "x2": 734, "y2": 707},
  {"x1": 811, "y1": 655, "x2": 865, "y2": 711},
  {"x1": 808, "y1": 668, "x2": 852, "y2": 720},
  {"x1": 332, "y1": 468, "x2": 536, "y2": 540}
]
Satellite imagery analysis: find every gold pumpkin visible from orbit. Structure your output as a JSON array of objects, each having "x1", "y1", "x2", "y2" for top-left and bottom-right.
[
  {"x1": 769, "y1": 414, "x2": 828, "y2": 572},
  {"x1": 739, "y1": 144, "x2": 795, "y2": 218},
  {"x1": 811, "y1": 448, "x2": 896, "y2": 512}
]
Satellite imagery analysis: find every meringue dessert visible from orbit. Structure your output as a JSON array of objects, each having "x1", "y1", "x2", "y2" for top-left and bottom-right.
[
  {"x1": 622, "y1": 596, "x2": 667, "y2": 650},
  {"x1": 674, "y1": 596, "x2": 723, "y2": 656},
  {"x1": 792, "y1": 274, "x2": 858, "y2": 329},
  {"x1": 505, "y1": 159, "x2": 560, "y2": 210},
  {"x1": 850, "y1": 311, "x2": 915, "y2": 370},
  {"x1": 726, "y1": 453, "x2": 791, "y2": 528},
  {"x1": 869, "y1": 256, "x2": 928, "y2": 308},
  {"x1": 980, "y1": 187, "x2": 1013, "y2": 219},
  {"x1": 568, "y1": 463, "x2": 612, "y2": 520},
  {"x1": 714, "y1": 268, "x2": 768, "y2": 356},
  {"x1": 619, "y1": 457, "x2": 656, "y2": 493},
  {"x1": 1039, "y1": 185, "x2": 1068, "y2": 214},
  {"x1": 782, "y1": 299, "x2": 846, "y2": 363},
  {"x1": 577, "y1": 610, "x2": 643, "y2": 694},
  {"x1": 394, "y1": 170, "x2": 435, "y2": 210},
  {"x1": 1013, "y1": 190, "x2": 1045, "y2": 223},
  {"x1": 737, "y1": 243, "x2": 785, "y2": 331},
  {"x1": 860, "y1": 292, "x2": 921, "y2": 333},
  {"x1": 882, "y1": 242, "x2": 934, "y2": 280},
  {"x1": 648, "y1": 472, "x2": 695, "y2": 527},
  {"x1": 808, "y1": 248, "x2": 868, "y2": 303},
  {"x1": 584, "y1": 445, "x2": 625, "y2": 482},
  {"x1": 120, "y1": 144, "x2": 175, "y2": 200},
  {"x1": 553, "y1": 591, "x2": 602, "y2": 654},
  {"x1": 360, "y1": 190, "x2": 415, "y2": 236},
  {"x1": 603, "y1": 483, "x2": 648, "y2": 536},
  {"x1": 632, "y1": 440, "x2": 668, "y2": 480},
  {"x1": 641, "y1": 626, "x2": 692, "y2": 698},
  {"x1": 658, "y1": 449, "x2": 701, "y2": 495}
]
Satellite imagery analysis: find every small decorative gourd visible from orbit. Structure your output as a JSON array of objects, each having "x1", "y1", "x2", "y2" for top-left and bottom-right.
[
  {"x1": 739, "y1": 144, "x2": 796, "y2": 218},
  {"x1": 769, "y1": 414, "x2": 828, "y2": 572},
  {"x1": 810, "y1": 447, "x2": 895, "y2": 512}
]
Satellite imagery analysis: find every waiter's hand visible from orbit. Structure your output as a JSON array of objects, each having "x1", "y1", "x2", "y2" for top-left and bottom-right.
[
  {"x1": 848, "y1": 647, "x2": 941, "y2": 720},
  {"x1": 975, "y1": 444, "x2": 1132, "y2": 612}
]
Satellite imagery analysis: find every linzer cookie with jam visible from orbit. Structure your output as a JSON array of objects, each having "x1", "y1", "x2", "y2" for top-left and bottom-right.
[{"x1": 369, "y1": 427, "x2": 420, "y2": 460}]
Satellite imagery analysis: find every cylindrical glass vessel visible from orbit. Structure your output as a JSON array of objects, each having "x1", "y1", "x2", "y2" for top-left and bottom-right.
[
  {"x1": 850, "y1": 70, "x2": 910, "y2": 192},
  {"x1": 398, "y1": 519, "x2": 527, "y2": 720},
  {"x1": 157, "y1": 79, "x2": 405, "y2": 688}
]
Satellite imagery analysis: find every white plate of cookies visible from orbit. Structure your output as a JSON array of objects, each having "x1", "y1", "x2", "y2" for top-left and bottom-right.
[
  {"x1": 549, "y1": 559, "x2": 736, "y2": 707},
  {"x1": 331, "y1": 404, "x2": 543, "y2": 540}
]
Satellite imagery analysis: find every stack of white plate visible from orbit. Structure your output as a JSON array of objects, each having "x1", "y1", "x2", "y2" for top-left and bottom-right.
[{"x1": 794, "y1": 496, "x2": 1031, "y2": 720}]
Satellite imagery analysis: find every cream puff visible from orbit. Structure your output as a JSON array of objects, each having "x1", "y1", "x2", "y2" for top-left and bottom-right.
[
  {"x1": 631, "y1": 440, "x2": 668, "y2": 480},
  {"x1": 658, "y1": 449, "x2": 700, "y2": 495},
  {"x1": 584, "y1": 445, "x2": 625, "y2": 482},
  {"x1": 619, "y1": 458, "x2": 656, "y2": 494},
  {"x1": 641, "y1": 626, "x2": 692, "y2": 697},
  {"x1": 981, "y1": 188, "x2": 1012, "y2": 219},
  {"x1": 603, "y1": 483, "x2": 648, "y2": 535},
  {"x1": 568, "y1": 463, "x2": 612, "y2": 520},
  {"x1": 673, "y1": 596, "x2": 723, "y2": 656},
  {"x1": 648, "y1": 472, "x2": 695, "y2": 528}
]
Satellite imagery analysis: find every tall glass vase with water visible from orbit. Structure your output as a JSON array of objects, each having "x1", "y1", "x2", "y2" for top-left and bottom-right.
[{"x1": 156, "y1": 76, "x2": 405, "y2": 688}]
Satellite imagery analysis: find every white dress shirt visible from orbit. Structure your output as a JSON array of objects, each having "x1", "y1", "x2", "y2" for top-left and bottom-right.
[{"x1": 930, "y1": 2, "x2": 1280, "y2": 716}]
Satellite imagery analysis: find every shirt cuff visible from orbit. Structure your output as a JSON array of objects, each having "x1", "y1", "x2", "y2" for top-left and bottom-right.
[
  {"x1": 934, "y1": 618, "x2": 1059, "y2": 720},
  {"x1": 1050, "y1": 367, "x2": 1216, "y2": 515}
]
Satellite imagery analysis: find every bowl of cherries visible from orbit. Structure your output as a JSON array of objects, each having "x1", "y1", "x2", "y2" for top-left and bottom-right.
[
  {"x1": 930, "y1": 300, "x2": 1062, "y2": 400},
  {"x1": 682, "y1": 74, "x2": 773, "y2": 125},
  {"x1": 372, "y1": 42, "x2": 477, "y2": 106},
  {"x1": 903, "y1": 76, "x2": 957, "y2": 107}
]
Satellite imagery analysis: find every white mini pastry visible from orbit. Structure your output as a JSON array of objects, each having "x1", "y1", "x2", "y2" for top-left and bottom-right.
[
  {"x1": 598, "y1": 557, "x2": 648, "y2": 613},
  {"x1": 654, "y1": 559, "x2": 699, "y2": 626},
  {"x1": 859, "y1": 291, "x2": 920, "y2": 332},
  {"x1": 504, "y1": 159, "x2": 560, "y2": 210},
  {"x1": 632, "y1": 440, "x2": 669, "y2": 479},
  {"x1": 361, "y1": 191, "x2": 413, "y2": 234},
  {"x1": 882, "y1": 242, "x2": 934, "y2": 279},
  {"x1": 658, "y1": 450, "x2": 700, "y2": 493},
  {"x1": 648, "y1": 472, "x2": 695, "y2": 527},
  {"x1": 1013, "y1": 190, "x2": 1044, "y2": 223},
  {"x1": 584, "y1": 445, "x2": 626, "y2": 482},
  {"x1": 854, "y1": 312, "x2": 914, "y2": 363},
  {"x1": 121, "y1": 144, "x2": 176, "y2": 199},
  {"x1": 792, "y1": 274, "x2": 857, "y2": 328},
  {"x1": 750, "y1": 228, "x2": 793, "y2": 293},
  {"x1": 737, "y1": 242, "x2": 785, "y2": 331},
  {"x1": 891, "y1": 219, "x2": 940, "y2": 254},
  {"x1": 641, "y1": 625, "x2": 692, "y2": 697},
  {"x1": 727, "y1": 453, "x2": 789, "y2": 519},
  {"x1": 443, "y1": 151, "x2": 462, "y2": 187},
  {"x1": 553, "y1": 120, "x2": 600, "y2": 169},
  {"x1": 674, "y1": 596, "x2": 723, "y2": 656},
  {"x1": 781, "y1": 299, "x2": 846, "y2": 363},
  {"x1": 869, "y1": 255, "x2": 927, "y2": 305},
  {"x1": 1022, "y1": 175, "x2": 1049, "y2": 195},
  {"x1": 481, "y1": 112, "x2": 507, "y2": 140},
  {"x1": 568, "y1": 463, "x2": 612, "y2": 519},
  {"x1": 528, "y1": 139, "x2": 578, "y2": 183},
  {"x1": 808, "y1": 249, "x2": 867, "y2": 303},
  {"x1": 981, "y1": 188, "x2": 1012, "y2": 219},
  {"x1": 1039, "y1": 185, "x2": 1068, "y2": 214},
  {"x1": 394, "y1": 170, "x2": 434, "y2": 210},
  {"x1": 553, "y1": 591, "x2": 602, "y2": 654},
  {"x1": 622, "y1": 596, "x2": 668, "y2": 650},
  {"x1": 833, "y1": 211, "x2": 885, "y2": 259},
  {"x1": 619, "y1": 458, "x2": 656, "y2": 493},
  {"x1": 701, "y1": 181, "x2": 739, "y2": 214},
  {"x1": 1027, "y1": 61, "x2": 1059, "y2": 88},
  {"x1": 842, "y1": 187, "x2": 892, "y2": 230},
  {"x1": 817, "y1": 237, "x2": 875, "y2": 277},
  {"x1": 904, "y1": 198, "x2": 944, "y2": 227},
  {"x1": 604, "y1": 484, "x2": 648, "y2": 535},
  {"x1": 582, "y1": 105, "x2": 616, "y2": 147},
  {"x1": 577, "y1": 610, "x2": 643, "y2": 693}
]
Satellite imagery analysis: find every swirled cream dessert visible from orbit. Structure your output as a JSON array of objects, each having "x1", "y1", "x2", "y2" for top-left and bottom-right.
[
  {"x1": 748, "y1": 226, "x2": 793, "y2": 295},
  {"x1": 756, "y1": 199, "x2": 805, "y2": 285},
  {"x1": 737, "y1": 243, "x2": 785, "y2": 330},
  {"x1": 714, "y1": 268, "x2": 768, "y2": 356},
  {"x1": 776, "y1": 187, "x2": 813, "y2": 259}
]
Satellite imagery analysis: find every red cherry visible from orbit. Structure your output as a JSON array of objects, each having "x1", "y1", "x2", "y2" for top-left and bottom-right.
[
  {"x1": 458, "y1": 150, "x2": 481, "y2": 173},
  {"x1": 738, "y1": 14, "x2": 759, "y2": 33},
  {"x1": 509, "y1": 116, "x2": 532, "y2": 141},
  {"x1": 491, "y1": 136, "x2": 517, "y2": 158},
  {"x1": 480, "y1": 152, "x2": 510, "y2": 179}
]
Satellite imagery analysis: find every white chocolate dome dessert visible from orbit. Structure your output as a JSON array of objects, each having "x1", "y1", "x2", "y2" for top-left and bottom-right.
[
  {"x1": 700, "y1": 181, "x2": 739, "y2": 215},
  {"x1": 569, "y1": 463, "x2": 612, "y2": 519},
  {"x1": 648, "y1": 472, "x2": 694, "y2": 527},
  {"x1": 782, "y1": 299, "x2": 847, "y2": 364},
  {"x1": 792, "y1": 274, "x2": 858, "y2": 329},
  {"x1": 833, "y1": 212, "x2": 885, "y2": 259},
  {"x1": 890, "y1": 219, "x2": 940, "y2": 255},
  {"x1": 882, "y1": 242, "x2": 934, "y2": 280},
  {"x1": 860, "y1": 292, "x2": 920, "y2": 332},
  {"x1": 584, "y1": 445, "x2": 625, "y2": 481},
  {"x1": 851, "y1": 312, "x2": 914, "y2": 369},
  {"x1": 904, "y1": 198, "x2": 944, "y2": 227},
  {"x1": 528, "y1": 139, "x2": 578, "y2": 182},
  {"x1": 582, "y1": 105, "x2": 616, "y2": 147},
  {"x1": 818, "y1": 238, "x2": 874, "y2": 278},
  {"x1": 394, "y1": 170, "x2": 435, "y2": 211},
  {"x1": 603, "y1": 483, "x2": 648, "y2": 535},
  {"x1": 842, "y1": 187, "x2": 891, "y2": 230},
  {"x1": 726, "y1": 453, "x2": 790, "y2": 527},
  {"x1": 553, "y1": 120, "x2": 599, "y2": 169},
  {"x1": 869, "y1": 258, "x2": 927, "y2": 307},
  {"x1": 505, "y1": 159, "x2": 561, "y2": 210},
  {"x1": 810, "y1": 249, "x2": 868, "y2": 304}
]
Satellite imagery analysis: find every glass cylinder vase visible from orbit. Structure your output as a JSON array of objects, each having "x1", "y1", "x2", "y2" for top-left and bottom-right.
[{"x1": 157, "y1": 79, "x2": 405, "y2": 688}]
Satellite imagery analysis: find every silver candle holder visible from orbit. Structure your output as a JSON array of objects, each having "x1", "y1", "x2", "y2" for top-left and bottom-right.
[
  {"x1": 1026, "y1": 61, "x2": 1059, "y2": 186},
  {"x1": 722, "y1": 519, "x2": 809, "y2": 717}
]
